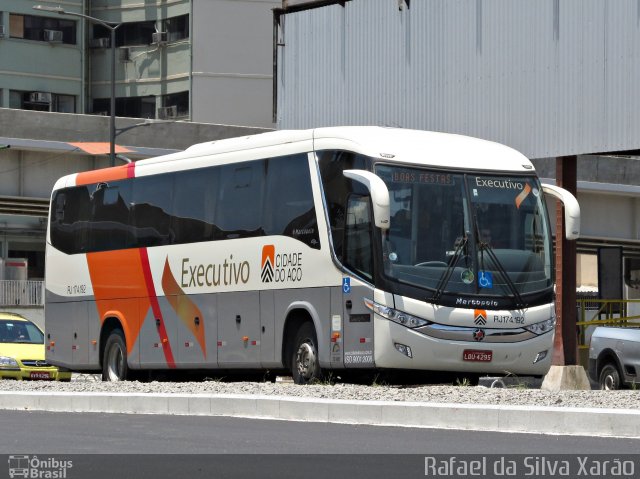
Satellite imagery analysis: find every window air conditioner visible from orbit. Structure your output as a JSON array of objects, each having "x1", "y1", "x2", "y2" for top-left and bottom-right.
[
  {"x1": 151, "y1": 31, "x2": 168, "y2": 45},
  {"x1": 30, "y1": 92, "x2": 52, "y2": 104},
  {"x1": 157, "y1": 105, "x2": 177, "y2": 120},
  {"x1": 44, "y1": 29, "x2": 64, "y2": 43}
]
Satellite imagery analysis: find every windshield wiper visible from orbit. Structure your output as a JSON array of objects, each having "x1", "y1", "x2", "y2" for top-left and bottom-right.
[
  {"x1": 431, "y1": 234, "x2": 469, "y2": 302},
  {"x1": 477, "y1": 240, "x2": 526, "y2": 309}
]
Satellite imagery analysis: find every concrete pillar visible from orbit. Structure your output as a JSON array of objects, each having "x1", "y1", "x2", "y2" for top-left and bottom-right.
[{"x1": 553, "y1": 155, "x2": 578, "y2": 366}]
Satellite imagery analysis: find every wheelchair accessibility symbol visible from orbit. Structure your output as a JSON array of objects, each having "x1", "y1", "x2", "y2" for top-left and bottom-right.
[
  {"x1": 342, "y1": 278, "x2": 351, "y2": 294},
  {"x1": 478, "y1": 271, "x2": 493, "y2": 289}
]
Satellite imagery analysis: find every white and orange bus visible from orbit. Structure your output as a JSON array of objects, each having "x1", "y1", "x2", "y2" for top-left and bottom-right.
[{"x1": 45, "y1": 127, "x2": 580, "y2": 382}]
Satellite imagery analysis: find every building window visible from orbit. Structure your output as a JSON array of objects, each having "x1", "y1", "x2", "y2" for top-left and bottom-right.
[
  {"x1": 92, "y1": 16, "x2": 188, "y2": 47},
  {"x1": 56, "y1": 95, "x2": 76, "y2": 113},
  {"x1": 93, "y1": 95, "x2": 155, "y2": 118},
  {"x1": 9, "y1": 91, "x2": 22, "y2": 109},
  {"x1": 9, "y1": 14, "x2": 76, "y2": 45},
  {"x1": 9, "y1": 90, "x2": 75, "y2": 113},
  {"x1": 94, "y1": 21, "x2": 155, "y2": 47},
  {"x1": 164, "y1": 14, "x2": 189, "y2": 42},
  {"x1": 93, "y1": 93, "x2": 188, "y2": 119},
  {"x1": 161, "y1": 91, "x2": 189, "y2": 118},
  {"x1": 8, "y1": 249, "x2": 45, "y2": 280}
]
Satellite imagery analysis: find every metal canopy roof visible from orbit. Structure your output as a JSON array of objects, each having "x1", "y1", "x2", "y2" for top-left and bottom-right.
[{"x1": 0, "y1": 137, "x2": 180, "y2": 159}]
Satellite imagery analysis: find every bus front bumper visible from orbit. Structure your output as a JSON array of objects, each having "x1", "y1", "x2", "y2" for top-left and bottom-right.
[{"x1": 373, "y1": 316, "x2": 554, "y2": 376}]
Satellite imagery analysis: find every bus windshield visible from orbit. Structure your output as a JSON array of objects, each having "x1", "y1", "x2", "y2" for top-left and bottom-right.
[{"x1": 376, "y1": 165, "x2": 553, "y2": 298}]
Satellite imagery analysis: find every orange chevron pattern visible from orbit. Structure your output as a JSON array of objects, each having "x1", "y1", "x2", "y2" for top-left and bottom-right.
[
  {"x1": 515, "y1": 183, "x2": 532, "y2": 209},
  {"x1": 161, "y1": 257, "x2": 207, "y2": 359}
]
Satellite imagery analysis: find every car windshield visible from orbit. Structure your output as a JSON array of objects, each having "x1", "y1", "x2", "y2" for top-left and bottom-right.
[
  {"x1": 0, "y1": 320, "x2": 44, "y2": 344},
  {"x1": 376, "y1": 164, "x2": 553, "y2": 297}
]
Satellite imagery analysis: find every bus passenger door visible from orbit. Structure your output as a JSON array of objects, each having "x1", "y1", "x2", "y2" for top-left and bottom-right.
[
  {"x1": 342, "y1": 278, "x2": 375, "y2": 368},
  {"x1": 341, "y1": 195, "x2": 376, "y2": 368},
  {"x1": 217, "y1": 291, "x2": 261, "y2": 367}
]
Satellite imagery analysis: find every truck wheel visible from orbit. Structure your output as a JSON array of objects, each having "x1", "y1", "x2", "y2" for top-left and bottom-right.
[
  {"x1": 102, "y1": 330, "x2": 129, "y2": 381},
  {"x1": 291, "y1": 322, "x2": 322, "y2": 385},
  {"x1": 599, "y1": 362, "x2": 621, "y2": 390}
]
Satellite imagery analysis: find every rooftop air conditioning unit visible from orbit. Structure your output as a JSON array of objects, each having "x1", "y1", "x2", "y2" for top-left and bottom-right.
[
  {"x1": 90, "y1": 37, "x2": 110, "y2": 48},
  {"x1": 157, "y1": 105, "x2": 177, "y2": 120},
  {"x1": 151, "y1": 31, "x2": 167, "y2": 45},
  {"x1": 30, "y1": 92, "x2": 52, "y2": 104},
  {"x1": 44, "y1": 29, "x2": 63, "y2": 43},
  {"x1": 119, "y1": 47, "x2": 131, "y2": 62},
  {"x1": 0, "y1": 25, "x2": 5, "y2": 38}
]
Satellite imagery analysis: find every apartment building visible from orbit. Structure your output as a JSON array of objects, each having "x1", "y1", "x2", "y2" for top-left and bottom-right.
[{"x1": 0, "y1": 0, "x2": 278, "y2": 127}]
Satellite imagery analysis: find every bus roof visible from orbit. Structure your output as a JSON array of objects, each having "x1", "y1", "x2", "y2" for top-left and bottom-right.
[
  {"x1": 55, "y1": 127, "x2": 535, "y2": 189},
  {"x1": 313, "y1": 127, "x2": 533, "y2": 172},
  {"x1": 148, "y1": 126, "x2": 533, "y2": 171}
]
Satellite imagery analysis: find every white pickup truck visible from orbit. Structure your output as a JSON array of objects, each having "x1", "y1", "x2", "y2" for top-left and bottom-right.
[{"x1": 588, "y1": 326, "x2": 640, "y2": 389}]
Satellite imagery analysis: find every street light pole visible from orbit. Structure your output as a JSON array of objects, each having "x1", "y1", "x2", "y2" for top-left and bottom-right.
[
  {"x1": 110, "y1": 26, "x2": 116, "y2": 166},
  {"x1": 33, "y1": 5, "x2": 121, "y2": 166}
]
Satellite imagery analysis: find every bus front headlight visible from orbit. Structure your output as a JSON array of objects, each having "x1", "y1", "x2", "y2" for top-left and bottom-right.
[
  {"x1": 524, "y1": 318, "x2": 556, "y2": 335},
  {"x1": 364, "y1": 299, "x2": 430, "y2": 328}
]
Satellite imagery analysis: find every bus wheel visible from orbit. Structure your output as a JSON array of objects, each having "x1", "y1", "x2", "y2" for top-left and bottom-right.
[
  {"x1": 599, "y1": 362, "x2": 621, "y2": 390},
  {"x1": 102, "y1": 330, "x2": 129, "y2": 381},
  {"x1": 291, "y1": 323, "x2": 322, "y2": 385}
]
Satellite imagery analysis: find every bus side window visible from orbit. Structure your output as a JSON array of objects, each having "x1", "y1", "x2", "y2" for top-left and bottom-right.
[
  {"x1": 265, "y1": 154, "x2": 320, "y2": 249},
  {"x1": 50, "y1": 187, "x2": 91, "y2": 254},
  {"x1": 344, "y1": 195, "x2": 373, "y2": 281},
  {"x1": 318, "y1": 150, "x2": 370, "y2": 261},
  {"x1": 89, "y1": 182, "x2": 134, "y2": 252},
  {"x1": 217, "y1": 160, "x2": 266, "y2": 238},
  {"x1": 172, "y1": 167, "x2": 219, "y2": 244},
  {"x1": 54, "y1": 193, "x2": 66, "y2": 222},
  {"x1": 131, "y1": 174, "x2": 174, "y2": 247}
]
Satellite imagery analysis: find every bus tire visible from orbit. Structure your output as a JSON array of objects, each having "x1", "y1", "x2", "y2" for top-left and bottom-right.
[
  {"x1": 291, "y1": 322, "x2": 322, "y2": 385},
  {"x1": 102, "y1": 329, "x2": 129, "y2": 381},
  {"x1": 599, "y1": 362, "x2": 621, "y2": 390}
]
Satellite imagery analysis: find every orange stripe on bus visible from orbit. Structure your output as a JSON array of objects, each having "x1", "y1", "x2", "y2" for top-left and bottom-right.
[
  {"x1": 86, "y1": 249, "x2": 149, "y2": 355},
  {"x1": 75, "y1": 162, "x2": 135, "y2": 186}
]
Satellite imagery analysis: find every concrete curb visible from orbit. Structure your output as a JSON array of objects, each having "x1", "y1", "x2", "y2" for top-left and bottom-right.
[{"x1": 2, "y1": 391, "x2": 640, "y2": 438}]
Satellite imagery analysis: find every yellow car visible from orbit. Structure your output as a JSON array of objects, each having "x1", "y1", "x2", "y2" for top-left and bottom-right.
[{"x1": 0, "y1": 313, "x2": 71, "y2": 381}]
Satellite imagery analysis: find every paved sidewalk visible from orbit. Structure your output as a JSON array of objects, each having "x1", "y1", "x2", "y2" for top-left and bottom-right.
[{"x1": 1, "y1": 391, "x2": 639, "y2": 438}]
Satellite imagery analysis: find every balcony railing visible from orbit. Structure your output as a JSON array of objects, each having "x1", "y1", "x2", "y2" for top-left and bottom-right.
[{"x1": 0, "y1": 280, "x2": 44, "y2": 306}]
